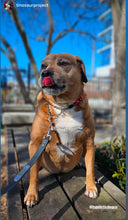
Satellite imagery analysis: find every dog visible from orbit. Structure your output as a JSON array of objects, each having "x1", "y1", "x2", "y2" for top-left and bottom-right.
[{"x1": 24, "y1": 53, "x2": 98, "y2": 207}]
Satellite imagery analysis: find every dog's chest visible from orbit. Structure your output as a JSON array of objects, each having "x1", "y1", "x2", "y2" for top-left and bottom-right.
[{"x1": 53, "y1": 108, "x2": 84, "y2": 157}]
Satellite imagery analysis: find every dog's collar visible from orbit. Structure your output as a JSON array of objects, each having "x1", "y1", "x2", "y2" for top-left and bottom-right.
[
  {"x1": 67, "y1": 95, "x2": 83, "y2": 109},
  {"x1": 45, "y1": 95, "x2": 83, "y2": 110}
]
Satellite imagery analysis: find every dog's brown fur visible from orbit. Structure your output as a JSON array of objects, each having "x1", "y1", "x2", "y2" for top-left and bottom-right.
[{"x1": 24, "y1": 53, "x2": 97, "y2": 206}]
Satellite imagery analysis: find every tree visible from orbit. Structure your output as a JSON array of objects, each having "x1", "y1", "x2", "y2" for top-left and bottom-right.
[
  {"x1": 1, "y1": 0, "x2": 100, "y2": 103},
  {"x1": 8, "y1": 6, "x2": 39, "y2": 85},
  {"x1": 109, "y1": 0, "x2": 126, "y2": 136},
  {"x1": 1, "y1": 36, "x2": 33, "y2": 104},
  {"x1": 37, "y1": 0, "x2": 98, "y2": 55}
]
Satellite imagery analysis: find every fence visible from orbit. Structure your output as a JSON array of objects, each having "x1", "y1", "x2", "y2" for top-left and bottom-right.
[
  {"x1": 1, "y1": 65, "x2": 37, "y2": 104},
  {"x1": 86, "y1": 77, "x2": 113, "y2": 101}
]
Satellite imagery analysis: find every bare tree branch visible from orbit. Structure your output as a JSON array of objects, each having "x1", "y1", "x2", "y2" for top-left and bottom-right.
[
  {"x1": 1, "y1": 47, "x2": 9, "y2": 58},
  {"x1": 51, "y1": 28, "x2": 97, "y2": 47},
  {"x1": 37, "y1": 1, "x2": 97, "y2": 53},
  {"x1": 45, "y1": 0, "x2": 54, "y2": 55},
  {"x1": 36, "y1": 30, "x2": 49, "y2": 41},
  {"x1": 8, "y1": 7, "x2": 39, "y2": 85},
  {"x1": 71, "y1": 10, "x2": 86, "y2": 29},
  {"x1": 56, "y1": 0, "x2": 70, "y2": 28},
  {"x1": 1, "y1": 36, "x2": 33, "y2": 104},
  {"x1": 69, "y1": 29, "x2": 97, "y2": 40}
]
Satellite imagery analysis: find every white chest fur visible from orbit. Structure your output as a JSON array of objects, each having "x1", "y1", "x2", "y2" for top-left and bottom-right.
[{"x1": 53, "y1": 107, "x2": 84, "y2": 158}]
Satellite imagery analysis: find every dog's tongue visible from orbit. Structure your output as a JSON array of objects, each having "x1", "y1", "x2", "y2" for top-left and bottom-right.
[{"x1": 43, "y1": 77, "x2": 54, "y2": 87}]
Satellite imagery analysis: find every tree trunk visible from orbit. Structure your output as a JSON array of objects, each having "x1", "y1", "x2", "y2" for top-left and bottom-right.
[
  {"x1": 9, "y1": 7, "x2": 39, "y2": 85},
  {"x1": 46, "y1": 0, "x2": 53, "y2": 55},
  {"x1": 110, "y1": 0, "x2": 126, "y2": 137},
  {"x1": 1, "y1": 36, "x2": 33, "y2": 104}
]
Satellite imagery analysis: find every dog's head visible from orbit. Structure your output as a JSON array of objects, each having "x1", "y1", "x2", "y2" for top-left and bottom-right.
[{"x1": 39, "y1": 53, "x2": 88, "y2": 98}]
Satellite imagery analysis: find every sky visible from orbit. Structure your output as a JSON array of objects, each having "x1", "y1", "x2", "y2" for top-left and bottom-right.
[{"x1": 1, "y1": 0, "x2": 106, "y2": 84}]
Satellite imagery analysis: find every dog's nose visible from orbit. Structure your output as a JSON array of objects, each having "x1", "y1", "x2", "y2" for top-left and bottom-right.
[{"x1": 42, "y1": 69, "x2": 54, "y2": 77}]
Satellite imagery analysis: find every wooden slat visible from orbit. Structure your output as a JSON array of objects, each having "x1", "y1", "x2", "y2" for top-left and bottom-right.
[
  {"x1": 28, "y1": 170, "x2": 79, "y2": 220},
  {"x1": 6, "y1": 129, "x2": 23, "y2": 220},
  {"x1": 95, "y1": 168, "x2": 126, "y2": 209},
  {"x1": 80, "y1": 157, "x2": 126, "y2": 210},
  {"x1": 57, "y1": 167, "x2": 126, "y2": 220},
  {"x1": 13, "y1": 127, "x2": 79, "y2": 220},
  {"x1": 9, "y1": 127, "x2": 126, "y2": 220}
]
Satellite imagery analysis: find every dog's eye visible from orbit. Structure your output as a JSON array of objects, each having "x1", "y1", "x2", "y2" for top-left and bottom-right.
[
  {"x1": 41, "y1": 64, "x2": 47, "y2": 69},
  {"x1": 58, "y1": 61, "x2": 70, "y2": 66}
]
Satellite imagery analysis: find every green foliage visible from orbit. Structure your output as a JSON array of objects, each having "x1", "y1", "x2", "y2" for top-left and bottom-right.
[
  {"x1": 110, "y1": 136, "x2": 126, "y2": 191},
  {"x1": 97, "y1": 136, "x2": 126, "y2": 191},
  {"x1": 95, "y1": 144, "x2": 116, "y2": 181}
]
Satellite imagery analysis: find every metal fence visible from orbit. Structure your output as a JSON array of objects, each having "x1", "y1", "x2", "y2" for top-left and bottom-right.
[
  {"x1": 1, "y1": 71, "x2": 114, "y2": 125},
  {"x1": 86, "y1": 77, "x2": 113, "y2": 100}
]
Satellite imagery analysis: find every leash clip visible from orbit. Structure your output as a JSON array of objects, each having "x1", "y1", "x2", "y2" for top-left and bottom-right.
[
  {"x1": 44, "y1": 102, "x2": 62, "y2": 141},
  {"x1": 43, "y1": 134, "x2": 51, "y2": 141},
  {"x1": 43, "y1": 121, "x2": 52, "y2": 141}
]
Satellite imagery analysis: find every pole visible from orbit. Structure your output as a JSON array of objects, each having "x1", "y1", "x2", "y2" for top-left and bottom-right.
[
  {"x1": 28, "y1": 63, "x2": 31, "y2": 97},
  {"x1": 91, "y1": 40, "x2": 95, "y2": 78}
]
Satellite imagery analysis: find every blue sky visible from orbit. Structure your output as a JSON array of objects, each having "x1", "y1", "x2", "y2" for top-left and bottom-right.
[{"x1": 1, "y1": 0, "x2": 105, "y2": 83}]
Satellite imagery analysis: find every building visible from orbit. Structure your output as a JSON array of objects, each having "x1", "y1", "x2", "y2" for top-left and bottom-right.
[{"x1": 96, "y1": 0, "x2": 115, "y2": 78}]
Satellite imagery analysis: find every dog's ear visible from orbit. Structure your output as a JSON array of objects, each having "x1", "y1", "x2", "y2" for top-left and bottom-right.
[{"x1": 75, "y1": 56, "x2": 88, "y2": 83}]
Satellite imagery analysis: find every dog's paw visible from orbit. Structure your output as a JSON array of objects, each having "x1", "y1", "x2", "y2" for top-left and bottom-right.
[
  {"x1": 85, "y1": 184, "x2": 98, "y2": 199},
  {"x1": 24, "y1": 189, "x2": 39, "y2": 207}
]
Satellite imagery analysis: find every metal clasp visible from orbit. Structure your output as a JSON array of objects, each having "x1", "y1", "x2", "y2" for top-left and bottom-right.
[
  {"x1": 43, "y1": 134, "x2": 51, "y2": 141},
  {"x1": 43, "y1": 103, "x2": 62, "y2": 141},
  {"x1": 43, "y1": 122, "x2": 52, "y2": 141}
]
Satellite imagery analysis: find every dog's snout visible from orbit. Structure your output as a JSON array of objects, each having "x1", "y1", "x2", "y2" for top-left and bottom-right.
[{"x1": 42, "y1": 69, "x2": 54, "y2": 77}]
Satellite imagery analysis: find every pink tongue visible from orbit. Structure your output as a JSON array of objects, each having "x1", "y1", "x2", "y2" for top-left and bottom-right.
[{"x1": 43, "y1": 77, "x2": 54, "y2": 87}]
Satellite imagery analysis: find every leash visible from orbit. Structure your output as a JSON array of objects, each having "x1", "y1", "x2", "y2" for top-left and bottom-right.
[
  {"x1": 1, "y1": 104, "x2": 57, "y2": 196},
  {"x1": 1, "y1": 138, "x2": 49, "y2": 196}
]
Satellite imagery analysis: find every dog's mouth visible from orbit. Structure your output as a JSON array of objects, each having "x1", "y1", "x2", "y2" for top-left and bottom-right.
[
  {"x1": 42, "y1": 77, "x2": 55, "y2": 87},
  {"x1": 41, "y1": 77, "x2": 66, "y2": 95}
]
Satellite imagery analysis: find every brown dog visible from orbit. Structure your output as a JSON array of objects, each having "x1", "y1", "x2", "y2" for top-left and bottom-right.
[{"x1": 24, "y1": 53, "x2": 98, "y2": 207}]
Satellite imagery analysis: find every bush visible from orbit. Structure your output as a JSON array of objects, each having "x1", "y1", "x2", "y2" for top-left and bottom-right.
[
  {"x1": 110, "y1": 135, "x2": 126, "y2": 191},
  {"x1": 95, "y1": 135, "x2": 126, "y2": 192}
]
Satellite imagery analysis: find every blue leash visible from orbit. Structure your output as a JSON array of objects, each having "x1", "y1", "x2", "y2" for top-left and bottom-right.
[
  {"x1": 1, "y1": 102, "x2": 61, "y2": 196},
  {"x1": 1, "y1": 138, "x2": 49, "y2": 195}
]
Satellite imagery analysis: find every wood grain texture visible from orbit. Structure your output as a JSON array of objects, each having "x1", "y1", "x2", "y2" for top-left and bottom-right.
[
  {"x1": 57, "y1": 167, "x2": 126, "y2": 220},
  {"x1": 7, "y1": 129, "x2": 23, "y2": 220},
  {"x1": 13, "y1": 127, "x2": 79, "y2": 220},
  {"x1": 6, "y1": 127, "x2": 126, "y2": 220}
]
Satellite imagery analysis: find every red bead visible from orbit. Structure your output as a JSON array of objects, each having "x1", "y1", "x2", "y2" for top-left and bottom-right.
[
  {"x1": 80, "y1": 95, "x2": 83, "y2": 100},
  {"x1": 75, "y1": 100, "x2": 79, "y2": 105}
]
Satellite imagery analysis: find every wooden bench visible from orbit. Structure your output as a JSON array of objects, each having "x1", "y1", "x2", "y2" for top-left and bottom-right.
[
  {"x1": 2, "y1": 104, "x2": 35, "y2": 126},
  {"x1": 4, "y1": 126, "x2": 126, "y2": 220}
]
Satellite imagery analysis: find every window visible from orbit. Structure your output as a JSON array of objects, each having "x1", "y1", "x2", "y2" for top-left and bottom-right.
[
  {"x1": 100, "y1": 29, "x2": 112, "y2": 47},
  {"x1": 100, "y1": 48, "x2": 111, "y2": 66},
  {"x1": 103, "y1": 12, "x2": 112, "y2": 28}
]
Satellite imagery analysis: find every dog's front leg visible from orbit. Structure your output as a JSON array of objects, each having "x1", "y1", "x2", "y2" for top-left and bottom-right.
[
  {"x1": 83, "y1": 138, "x2": 98, "y2": 199},
  {"x1": 24, "y1": 140, "x2": 42, "y2": 207}
]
